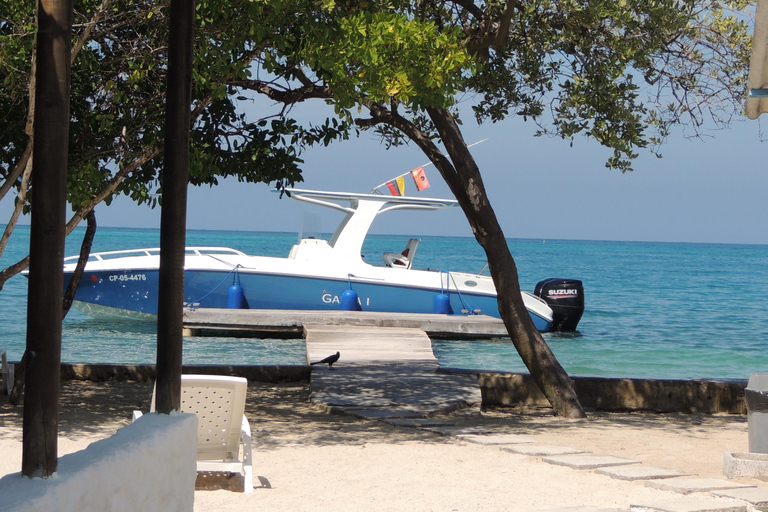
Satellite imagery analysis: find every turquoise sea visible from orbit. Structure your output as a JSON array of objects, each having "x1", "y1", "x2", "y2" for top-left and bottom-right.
[{"x1": 1, "y1": 225, "x2": 767, "y2": 380}]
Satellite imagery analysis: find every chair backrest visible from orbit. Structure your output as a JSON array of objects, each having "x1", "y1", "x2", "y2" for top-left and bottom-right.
[
  {"x1": 151, "y1": 375, "x2": 248, "y2": 462},
  {"x1": 403, "y1": 238, "x2": 420, "y2": 264}
]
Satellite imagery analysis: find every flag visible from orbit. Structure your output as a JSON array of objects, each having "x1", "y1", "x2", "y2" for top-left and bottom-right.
[
  {"x1": 410, "y1": 166, "x2": 430, "y2": 191},
  {"x1": 396, "y1": 175, "x2": 405, "y2": 195},
  {"x1": 386, "y1": 177, "x2": 405, "y2": 196}
]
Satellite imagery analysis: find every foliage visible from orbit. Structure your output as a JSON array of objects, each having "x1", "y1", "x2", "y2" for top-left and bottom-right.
[
  {"x1": 242, "y1": 0, "x2": 751, "y2": 171},
  {"x1": 0, "y1": 0, "x2": 347, "y2": 216},
  {"x1": 0, "y1": 0, "x2": 752, "y2": 221}
]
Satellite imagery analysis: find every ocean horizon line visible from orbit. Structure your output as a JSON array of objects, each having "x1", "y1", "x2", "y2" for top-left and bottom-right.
[{"x1": 7, "y1": 223, "x2": 768, "y2": 249}]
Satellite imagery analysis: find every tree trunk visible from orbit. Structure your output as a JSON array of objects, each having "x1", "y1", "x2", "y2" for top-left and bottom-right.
[
  {"x1": 426, "y1": 108, "x2": 585, "y2": 418},
  {"x1": 22, "y1": 0, "x2": 73, "y2": 477},
  {"x1": 62, "y1": 210, "x2": 96, "y2": 318},
  {"x1": 155, "y1": 0, "x2": 195, "y2": 414}
]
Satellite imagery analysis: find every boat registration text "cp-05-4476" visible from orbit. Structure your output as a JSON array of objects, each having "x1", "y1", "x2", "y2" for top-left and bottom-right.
[{"x1": 109, "y1": 274, "x2": 147, "y2": 282}]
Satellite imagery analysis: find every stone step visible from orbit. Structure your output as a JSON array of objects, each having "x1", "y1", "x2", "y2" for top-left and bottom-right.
[
  {"x1": 542, "y1": 454, "x2": 640, "y2": 470},
  {"x1": 644, "y1": 478, "x2": 754, "y2": 495},
  {"x1": 629, "y1": 496, "x2": 747, "y2": 512},
  {"x1": 595, "y1": 465, "x2": 693, "y2": 481}
]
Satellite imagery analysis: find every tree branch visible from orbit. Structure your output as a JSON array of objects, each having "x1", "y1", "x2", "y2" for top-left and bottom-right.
[
  {"x1": 463, "y1": 0, "x2": 519, "y2": 56},
  {"x1": 230, "y1": 79, "x2": 333, "y2": 103},
  {"x1": 71, "y1": 0, "x2": 111, "y2": 63},
  {"x1": 0, "y1": 147, "x2": 33, "y2": 259}
]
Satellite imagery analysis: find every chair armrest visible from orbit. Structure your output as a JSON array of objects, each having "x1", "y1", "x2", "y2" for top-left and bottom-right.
[
  {"x1": 240, "y1": 415, "x2": 252, "y2": 466},
  {"x1": 240, "y1": 415, "x2": 253, "y2": 493}
]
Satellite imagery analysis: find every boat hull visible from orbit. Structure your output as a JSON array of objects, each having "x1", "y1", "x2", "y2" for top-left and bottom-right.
[{"x1": 67, "y1": 267, "x2": 553, "y2": 332}]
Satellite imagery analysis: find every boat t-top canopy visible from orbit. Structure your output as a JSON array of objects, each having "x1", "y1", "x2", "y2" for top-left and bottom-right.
[
  {"x1": 280, "y1": 188, "x2": 458, "y2": 261},
  {"x1": 284, "y1": 188, "x2": 457, "y2": 212}
]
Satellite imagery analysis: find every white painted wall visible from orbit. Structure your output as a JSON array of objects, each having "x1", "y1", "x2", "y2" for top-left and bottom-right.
[{"x1": 0, "y1": 412, "x2": 198, "y2": 512}]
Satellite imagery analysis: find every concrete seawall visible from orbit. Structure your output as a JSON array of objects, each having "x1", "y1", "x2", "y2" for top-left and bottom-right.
[
  {"x1": 42, "y1": 363, "x2": 749, "y2": 415},
  {"x1": 59, "y1": 362, "x2": 312, "y2": 383},
  {"x1": 476, "y1": 371, "x2": 747, "y2": 414}
]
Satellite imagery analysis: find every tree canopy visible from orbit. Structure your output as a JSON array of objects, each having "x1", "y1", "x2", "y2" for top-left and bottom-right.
[
  {"x1": 1, "y1": 0, "x2": 750, "y2": 227},
  {"x1": 0, "y1": 0, "x2": 752, "y2": 415},
  {"x1": 0, "y1": 0, "x2": 346, "y2": 239}
]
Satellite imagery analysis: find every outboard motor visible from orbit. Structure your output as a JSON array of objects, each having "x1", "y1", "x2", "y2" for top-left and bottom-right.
[{"x1": 534, "y1": 278, "x2": 584, "y2": 332}]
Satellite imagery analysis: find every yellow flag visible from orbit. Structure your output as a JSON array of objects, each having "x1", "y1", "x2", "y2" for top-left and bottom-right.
[{"x1": 396, "y1": 176, "x2": 405, "y2": 195}]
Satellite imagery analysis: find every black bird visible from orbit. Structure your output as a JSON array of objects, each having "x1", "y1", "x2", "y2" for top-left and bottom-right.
[{"x1": 311, "y1": 351, "x2": 340, "y2": 369}]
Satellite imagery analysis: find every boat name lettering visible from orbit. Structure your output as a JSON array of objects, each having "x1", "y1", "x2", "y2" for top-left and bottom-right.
[
  {"x1": 322, "y1": 293, "x2": 370, "y2": 306},
  {"x1": 109, "y1": 274, "x2": 147, "y2": 282},
  {"x1": 322, "y1": 293, "x2": 341, "y2": 304}
]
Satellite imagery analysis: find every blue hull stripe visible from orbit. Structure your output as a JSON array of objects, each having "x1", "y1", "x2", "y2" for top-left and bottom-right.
[{"x1": 68, "y1": 269, "x2": 552, "y2": 332}]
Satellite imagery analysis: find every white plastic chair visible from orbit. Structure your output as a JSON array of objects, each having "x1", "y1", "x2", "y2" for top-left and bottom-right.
[
  {"x1": 1, "y1": 349, "x2": 13, "y2": 396},
  {"x1": 133, "y1": 375, "x2": 253, "y2": 493}
]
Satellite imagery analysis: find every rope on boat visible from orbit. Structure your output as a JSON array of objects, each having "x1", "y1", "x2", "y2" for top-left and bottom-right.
[
  {"x1": 185, "y1": 264, "x2": 242, "y2": 308},
  {"x1": 442, "y1": 270, "x2": 480, "y2": 315}
]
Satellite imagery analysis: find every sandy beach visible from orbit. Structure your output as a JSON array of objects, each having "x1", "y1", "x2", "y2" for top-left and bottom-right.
[{"x1": 0, "y1": 380, "x2": 763, "y2": 511}]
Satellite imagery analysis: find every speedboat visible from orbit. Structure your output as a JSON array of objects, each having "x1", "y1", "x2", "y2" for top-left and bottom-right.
[{"x1": 60, "y1": 189, "x2": 584, "y2": 331}]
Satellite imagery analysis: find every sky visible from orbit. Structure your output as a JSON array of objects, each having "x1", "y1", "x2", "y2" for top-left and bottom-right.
[{"x1": 2, "y1": 99, "x2": 767, "y2": 245}]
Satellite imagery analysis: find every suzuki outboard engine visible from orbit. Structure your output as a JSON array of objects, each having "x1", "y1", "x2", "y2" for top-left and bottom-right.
[{"x1": 534, "y1": 278, "x2": 584, "y2": 332}]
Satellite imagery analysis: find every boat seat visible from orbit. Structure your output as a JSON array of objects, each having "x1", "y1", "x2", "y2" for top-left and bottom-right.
[{"x1": 382, "y1": 238, "x2": 420, "y2": 269}]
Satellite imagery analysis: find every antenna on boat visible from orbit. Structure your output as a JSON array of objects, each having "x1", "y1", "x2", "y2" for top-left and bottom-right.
[{"x1": 370, "y1": 138, "x2": 489, "y2": 195}]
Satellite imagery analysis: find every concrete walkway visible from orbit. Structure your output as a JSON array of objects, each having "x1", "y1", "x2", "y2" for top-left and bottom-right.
[
  {"x1": 418, "y1": 429, "x2": 766, "y2": 512},
  {"x1": 303, "y1": 324, "x2": 768, "y2": 511},
  {"x1": 304, "y1": 324, "x2": 481, "y2": 419}
]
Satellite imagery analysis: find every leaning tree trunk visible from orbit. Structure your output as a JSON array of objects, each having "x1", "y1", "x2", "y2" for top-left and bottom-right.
[
  {"x1": 426, "y1": 108, "x2": 586, "y2": 418},
  {"x1": 9, "y1": 212, "x2": 95, "y2": 405},
  {"x1": 62, "y1": 210, "x2": 96, "y2": 317}
]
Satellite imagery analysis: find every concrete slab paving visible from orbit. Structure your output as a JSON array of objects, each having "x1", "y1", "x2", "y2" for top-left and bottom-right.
[
  {"x1": 644, "y1": 478, "x2": 755, "y2": 495},
  {"x1": 382, "y1": 418, "x2": 454, "y2": 428},
  {"x1": 501, "y1": 444, "x2": 591, "y2": 456},
  {"x1": 420, "y1": 425, "x2": 499, "y2": 436},
  {"x1": 305, "y1": 325, "x2": 438, "y2": 365},
  {"x1": 306, "y1": 325, "x2": 481, "y2": 418},
  {"x1": 535, "y1": 507, "x2": 627, "y2": 512},
  {"x1": 456, "y1": 433, "x2": 535, "y2": 445},
  {"x1": 542, "y1": 454, "x2": 640, "y2": 470},
  {"x1": 711, "y1": 487, "x2": 768, "y2": 510},
  {"x1": 311, "y1": 364, "x2": 481, "y2": 412},
  {"x1": 334, "y1": 406, "x2": 433, "y2": 420},
  {"x1": 595, "y1": 465, "x2": 693, "y2": 481},
  {"x1": 629, "y1": 496, "x2": 748, "y2": 512}
]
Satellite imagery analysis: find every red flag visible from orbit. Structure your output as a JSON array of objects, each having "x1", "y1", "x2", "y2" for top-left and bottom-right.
[
  {"x1": 410, "y1": 167, "x2": 430, "y2": 191},
  {"x1": 384, "y1": 175, "x2": 408, "y2": 195}
]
